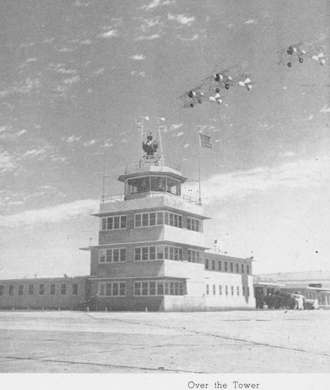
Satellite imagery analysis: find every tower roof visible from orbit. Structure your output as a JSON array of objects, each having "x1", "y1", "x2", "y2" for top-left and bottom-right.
[{"x1": 118, "y1": 163, "x2": 187, "y2": 183}]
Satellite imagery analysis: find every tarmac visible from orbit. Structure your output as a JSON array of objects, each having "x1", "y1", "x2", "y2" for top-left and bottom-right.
[{"x1": 0, "y1": 310, "x2": 330, "y2": 373}]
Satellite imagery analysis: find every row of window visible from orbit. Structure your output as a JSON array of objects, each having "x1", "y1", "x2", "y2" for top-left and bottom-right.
[
  {"x1": 0, "y1": 283, "x2": 79, "y2": 297},
  {"x1": 206, "y1": 284, "x2": 250, "y2": 297},
  {"x1": 135, "y1": 245, "x2": 183, "y2": 261},
  {"x1": 135, "y1": 211, "x2": 184, "y2": 229},
  {"x1": 187, "y1": 249, "x2": 201, "y2": 263},
  {"x1": 97, "y1": 280, "x2": 186, "y2": 297},
  {"x1": 126, "y1": 176, "x2": 181, "y2": 196},
  {"x1": 100, "y1": 212, "x2": 202, "y2": 232},
  {"x1": 205, "y1": 259, "x2": 251, "y2": 274},
  {"x1": 101, "y1": 215, "x2": 127, "y2": 231},
  {"x1": 134, "y1": 280, "x2": 185, "y2": 296},
  {"x1": 98, "y1": 282, "x2": 126, "y2": 297},
  {"x1": 99, "y1": 248, "x2": 126, "y2": 263}
]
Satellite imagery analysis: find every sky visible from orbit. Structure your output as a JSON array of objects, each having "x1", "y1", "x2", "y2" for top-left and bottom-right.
[{"x1": 0, "y1": 0, "x2": 329, "y2": 278}]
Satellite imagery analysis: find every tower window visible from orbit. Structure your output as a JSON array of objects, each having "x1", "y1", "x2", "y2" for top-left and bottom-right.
[
  {"x1": 72, "y1": 284, "x2": 78, "y2": 295},
  {"x1": 18, "y1": 285, "x2": 24, "y2": 295},
  {"x1": 101, "y1": 215, "x2": 127, "y2": 231},
  {"x1": 28, "y1": 284, "x2": 34, "y2": 295},
  {"x1": 50, "y1": 284, "x2": 56, "y2": 295},
  {"x1": 39, "y1": 284, "x2": 45, "y2": 295}
]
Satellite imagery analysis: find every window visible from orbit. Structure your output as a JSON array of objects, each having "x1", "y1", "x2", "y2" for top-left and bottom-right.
[
  {"x1": 50, "y1": 284, "x2": 56, "y2": 295},
  {"x1": 28, "y1": 284, "x2": 34, "y2": 295},
  {"x1": 187, "y1": 217, "x2": 200, "y2": 232},
  {"x1": 18, "y1": 285, "x2": 24, "y2": 295},
  {"x1": 157, "y1": 281, "x2": 164, "y2": 295},
  {"x1": 150, "y1": 176, "x2": 166, "y2": 192},
  {"x1": 99, "y1": 248, "x2": 126, "y2": 263},
  {"x1": 166, "y1": 177, "x2": 180, "y2": 195},
  {"x1": 230, "y1": 263, "x2": 234, "y2": 273},
  {"x1": 0, "y1": 285, "x2": 3, "y2": 296},
  {"x1": 119, "y1": 282, "x2": 126, "y2": 296},
  {"x1": 224, "y1": 262, "x2": 228, "y2": 272},
  {"x1": 72, "y1": 284, "x2": 78, "y2": 295},
  {"x1": 142, "y1": 247, "x2": 148, "y2": 261},
  {"x1": 99, "y1": 249, "x2": 106, "y2": 263},
  {"x1": 149, "y1": 246, "x2": 156, "y2": 260},
  {"x1": 225, "y1": 285, "x2": 228, "y2": 296},
  {"x1": 134, "y1": 281, "x2": 142, "y2": 296},
  {"x1": 231, "y1": 286, "x2": 234, "y2": 296},
  {"x1": 9, "y1": 285, "x2": 14, "y2": 296},
  {"x1": 133, "y1": 280, "x2": 185, "y2": 296},
  {"x1": 157, "y1": 212, "x2": 163, "y2": 224},
  {"x1": 120, "y1": 249, "x2": 126, "y2": 262},
  {"x1": 142, "y1": 213, "x2": 149, "y2": 227},
  {"x1": 39, "y1": 284, "x2": 45, "y2": 295},
  {"x1": 98, "y1": 281, "x2": 126, "y2": 296},
  {"x1": 106, "y1": 249, "x2": 112, "y2": 263},
  {"x1": 236, "y1": 264, "x2": 239, "y2": 273},
  {"x1": 165, "y1": 212, "x2": 182, "y2": 228},
  {"x1": 113, "y1": 283, "x2": 119, "y2": 296},
  {"x1": 205, "y1": 259, "x2": 209, "y2": 269},
  {"x1": 127, "y1": 177, "x2": 150, "y2": 194},
  {"x1": 219, "y1": 285, "x2": 222, "y2": 295},
  {"x1": 157, "y1": 246, "x2": 163, "y2": 259},
  {"x1": 218, "y1": 261, "x2": 222, "y2": 271},
  {"x1": 102, "y1": 218, "x2": 107, "y2": 231},
  {"x1": 142, "y1": 282, "x2": 148, "y2": 296},
  {"x1": 135, "y1": 247, "x2": 141, "y2": 261},
  {"x1": 236, "y1": 286, "x2": 240, "y2": 296},
  {"x1": 135, "y1": 214, "x2": 142, "y2": 227},
  {"x1": 213, "y1": 284, "x2": 216, "y2": 295},
  {"x1": 113, "y1": 249, "x2": 119, "y2": 262},
  {"x1": 206, "y1": 284, "x2": 209, "y2": 295},
  {"x1": 241, "y1": 264, "x2": 244, "y2": 274},
  {"x1": 212, "y1": 260, "x2": 215, "y2": 270},
  {"x1": 120, "y1": 216, "x2": 126, "y2": 229},
  {"x1": 61, "y1": 284, "x2": 66, "y2": 295},
  {"x1": 149, "y1": 281, "x2": 156, "y2": 296},
  {"x1": 101, "y1": 215, "x2": 127, "y2": 231},
  {"x1": 149, "y1": 213, "x2": 156, "y2": 226},
  {"x1": 247, "y1": 265, "x2": 250, "y2": 274}
]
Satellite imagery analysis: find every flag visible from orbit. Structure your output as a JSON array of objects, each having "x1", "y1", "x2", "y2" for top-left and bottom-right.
[{"x1": 199, "y1": 133, "x2": 212, "y2": 149}]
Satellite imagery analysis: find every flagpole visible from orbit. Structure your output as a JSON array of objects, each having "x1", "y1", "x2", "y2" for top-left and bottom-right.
[{"x1": 198, "y1": 132, "x2": 202, "y2": 205}]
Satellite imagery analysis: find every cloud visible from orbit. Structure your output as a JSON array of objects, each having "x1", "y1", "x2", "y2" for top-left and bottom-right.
[
  {"x1": 131, "y1": 70, "x2": 146, "y2": 77},
  {"x1": 177, "y1": 34, "x2": 199, "y2": 41},
  {"x1": 168, "y1": 13, "x2": 195, "y2": 26},
  {"x1": 83, "y1": 139, "x2": 96, "y2": 147},
  {"x1": 99, "y1": 29, "x2": 119, "y2": 39},
  {"x1": 135, "y1": 34, "x2": 160, "y2": 41},
  {"x1": 201, "y1": 156, "x2": 330, "y2": 204},
  {"x1": 0, "y1": 149, "x2": 16, "y2": 173},
  {"x1": 244, "y1": 19, "x2": 257, "y2": 25},
  {"x1": 130, "y1": 54, "x2": 146, "y2": 61},
  {"x1": 320, "y1": 105, "x2": 330, "y2": 113},
  {"x1": 141, "y1": 0, "x2": 174, "y2": 11},
  {"x1": 62, "y1": 135, "x2": 81, "y2": 143},
  {"x1": 22, "y1": 148, "x2": 48, "y2": 159},
  {"x1": 0, "y1": 199, "x2": 99, "y2": 228}
]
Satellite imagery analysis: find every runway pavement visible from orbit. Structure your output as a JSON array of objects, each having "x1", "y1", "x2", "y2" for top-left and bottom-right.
[{"x1": 0, "y1": 310, "x2": 329, "y2": 373}]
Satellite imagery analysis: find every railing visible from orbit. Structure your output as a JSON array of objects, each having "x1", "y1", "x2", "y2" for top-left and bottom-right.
[{"x1": 101, "y1": 191, "x2": 201, "y2": 205}]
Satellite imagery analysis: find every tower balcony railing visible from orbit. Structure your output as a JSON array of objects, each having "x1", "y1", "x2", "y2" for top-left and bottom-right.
[{"x1": 101, "y1": 190, "x2": 201, "y2": 205}]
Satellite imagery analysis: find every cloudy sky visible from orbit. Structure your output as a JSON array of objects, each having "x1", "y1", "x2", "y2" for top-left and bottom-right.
[{"x1": 0, "y1": 0, "x2": 329, "y2": 278}]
